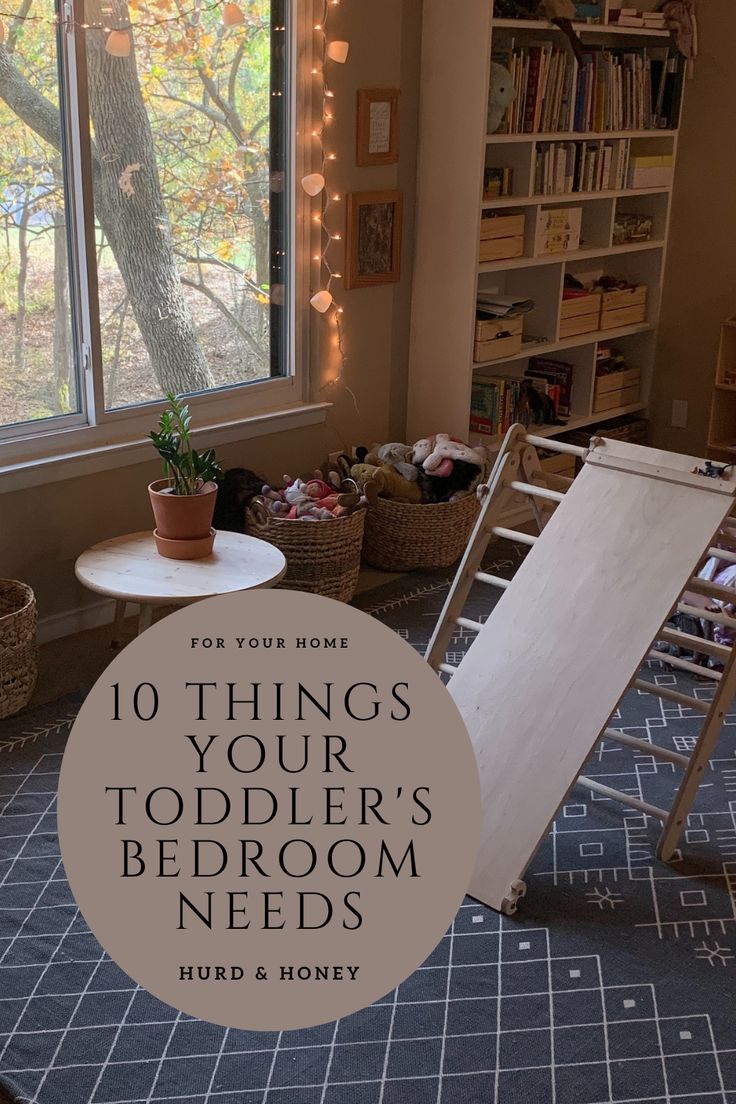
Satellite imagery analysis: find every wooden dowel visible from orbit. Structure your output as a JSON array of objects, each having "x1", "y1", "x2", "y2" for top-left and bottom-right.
[
  {"x1": 633, "y1": 678, "x2": 711, "y2": 714},
  {"x1": 456, "y1": 616, "x2": 483, "y2": 633},
  {"x1": 439, "y1": 663, "x2": 457, "y2": 676},
  {"x1": 509, "y1": 480, "x2": 565, "y2": 503},
  {"x1": 525, "y1": 434, "x2": 587, "y2": 458},
  {"x1": 708, "y1": 546, "x2": 736, "y2": 565},
  {"x1": 602, "y1": 727, "x2": 690, "y2": 768},
  {"x1": 659, "y1": 626, "x2": 731, "y2": 662},
  {"x1": 474, "y1": 571, "x2": 510, "y2": 589},
  {"x1": 648, "y1": 649, "x2": 722, "y2": 681},
  {"x1": 491, "y1": 527, "x2": 538, "y2": 547},
  {"x1": 678, "y1": 602, "x2": 736, "y2": 630},
  {"x1": 687, "y1": 577, "x2": 736, "y2": 604},
  {"x1": 577, "y1": 775, "x2": 668, "y2": 822}
]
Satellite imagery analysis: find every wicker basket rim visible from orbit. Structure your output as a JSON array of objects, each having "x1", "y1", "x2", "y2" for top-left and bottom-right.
[
  {"x1": 0, "y1": 579, "x2": 35, "y2": 623},
  {"x1": 371, "y1": 493, "x2": 477, "y2": 511},
  {"x1": 251, "y1": 507, "x2": 367, "y2": 527}
]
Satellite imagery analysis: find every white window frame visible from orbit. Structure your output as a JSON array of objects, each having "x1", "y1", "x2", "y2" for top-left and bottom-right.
[{"x1": 0, "y1": 0, "x2": 326, "y2": 489}]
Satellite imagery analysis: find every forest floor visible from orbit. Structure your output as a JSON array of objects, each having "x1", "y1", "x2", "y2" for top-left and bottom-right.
[{"x1": 0, "y1": 256, "x2": 269, "y2": 428}]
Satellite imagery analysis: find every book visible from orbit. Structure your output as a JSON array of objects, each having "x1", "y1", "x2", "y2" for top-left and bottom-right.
[{"x1": 498, "y1": 41, "x2": 682, "y2": 135}]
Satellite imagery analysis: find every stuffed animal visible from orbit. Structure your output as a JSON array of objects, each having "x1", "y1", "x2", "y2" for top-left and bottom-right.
[
  {"x1": 350, "y1": 462, "x2": 423, "y2": 503},
  {"x1": 411, "y1": 434, "x2": 488, "y2": 473},
  {"x1": 213, "y1": 467, "x2": 268, "y2": 533},
  {"x1": 488, "y1": 62, "x2": 516, "y2": 134},
  {"x1": 369, "y1": 442, "x2": 418, "y2": 483},
  {"x1": 410, "y1": 434, "x2": 490, "y2": 503}
]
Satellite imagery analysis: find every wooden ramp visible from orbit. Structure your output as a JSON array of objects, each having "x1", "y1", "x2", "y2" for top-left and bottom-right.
[{"x1": 430, "y1": 432, "x2": 736, "y2": 914}]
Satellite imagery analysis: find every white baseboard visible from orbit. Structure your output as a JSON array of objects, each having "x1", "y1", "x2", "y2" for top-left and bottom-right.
[{"x1": 38, "y1": 599, "x2": 116, "y2": 645}]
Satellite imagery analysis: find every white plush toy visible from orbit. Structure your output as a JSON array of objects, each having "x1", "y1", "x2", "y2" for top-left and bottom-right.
[{"x1": 487, "y1": 61, "x2": 515, "y2": 134}]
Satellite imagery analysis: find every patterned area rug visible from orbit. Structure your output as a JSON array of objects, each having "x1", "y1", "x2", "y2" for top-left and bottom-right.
[{"x1": 2, "y1": 547, "x2": 736, "y2": 1104}]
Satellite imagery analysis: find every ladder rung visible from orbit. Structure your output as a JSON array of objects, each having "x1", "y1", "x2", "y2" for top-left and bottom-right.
[
  {"x1": 474, "y1": 571, "x2": 510, "y2": 589},
  {"x1": 678, "y1": 602, "x2": 736, "y2": 630},
  {"x1": 492, "y1": 527, "x2": 538, "y2": 547},
  {"x1": 648, "y1": 649, "x2": 721, "y2": 681},
  {"x1": 659, "y1": 626, "x2": 731, "y2": 662},
  {"x1": 633, "y1": 678, "x2": 711, "y2": 714},
  {"x1": 456, "y1": 616, "x2": 483, "y2": 633},
  {"x1": 602, "y1": 727, "x2": 690, "y2": 768},
  {"x1": 687, "y1": 577, "x2": 736, "y2": 604},
  {"x1": 577, "y1": 775, "x2": 669, "y2": 822},
  {"x1": 509, "y1": 480, "x2": 566, "y2": 504},
  {"x1": 439, "y1": 663, "x2": 458, "y2": 676},
  {"x1": 525, "y1": 434, "x2": 587, "y2": 458},
  {"x1": 708, "y1": 546, "x2": 736, "y2": 565}
]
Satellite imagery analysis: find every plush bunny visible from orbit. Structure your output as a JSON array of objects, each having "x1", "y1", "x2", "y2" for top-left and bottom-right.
[{"x1": 488, "y1": 62, "x2": 516, "y2": 134}]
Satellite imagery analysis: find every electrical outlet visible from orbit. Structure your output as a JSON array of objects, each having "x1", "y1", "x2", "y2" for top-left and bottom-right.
[{"x1": 671, "y1": 400, "x2": 688, "y2": 429}]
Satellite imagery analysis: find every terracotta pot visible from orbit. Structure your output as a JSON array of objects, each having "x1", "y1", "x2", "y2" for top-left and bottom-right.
[
  {"x1": 148, "y1": 479, "x2": 218, "y2": 541},
  {"x1": 153, "y1": 528, "x2": 216, "y2": 561}
]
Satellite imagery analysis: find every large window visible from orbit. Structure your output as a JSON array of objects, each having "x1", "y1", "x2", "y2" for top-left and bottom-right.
[{"x1": 0, "y1": 0, "x2": 291, "y2": 443}]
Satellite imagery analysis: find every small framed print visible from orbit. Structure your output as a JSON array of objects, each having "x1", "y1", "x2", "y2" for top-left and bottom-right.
[
  {"x1": 345, "y1": 190, "x2": 403, "y2": 290},
  {"x1": 356, "y1": 89, "x2": 400, "y2": 167}
]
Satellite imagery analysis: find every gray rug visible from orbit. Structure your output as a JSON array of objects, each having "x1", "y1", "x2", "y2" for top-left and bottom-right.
[{"x1": 2, "y1": 549, "x2": 736, "y2": 1103}]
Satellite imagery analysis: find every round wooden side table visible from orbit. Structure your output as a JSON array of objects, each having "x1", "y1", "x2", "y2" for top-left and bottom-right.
[{"x1": 75, "y1": 530, "x2": 287, "y2": 642}]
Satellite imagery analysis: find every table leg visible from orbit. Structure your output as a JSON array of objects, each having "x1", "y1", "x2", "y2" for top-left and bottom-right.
[
  {"x1": 138, "y1": 605, "x2": 153, "y2": 635},
  {"x1": 111, "y1": 600, "x2": 127, "y2": 649}
]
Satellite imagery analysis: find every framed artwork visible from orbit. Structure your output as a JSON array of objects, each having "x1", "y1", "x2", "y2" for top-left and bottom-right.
[
  {"x1": 356, "y1": 89, "x2": 400, "y2": 167},
  {"x1": 345, "y1": 190, "x2": 403, "y2": 290}
]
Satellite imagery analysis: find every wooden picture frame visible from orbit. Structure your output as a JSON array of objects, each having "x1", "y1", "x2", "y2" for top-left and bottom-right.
[
  {"x1": 356, "y1": 89, "x2": 400, "y2": 167},
  {"x1": 345, "y1": 190, "x2": 403, "y2": 290}
]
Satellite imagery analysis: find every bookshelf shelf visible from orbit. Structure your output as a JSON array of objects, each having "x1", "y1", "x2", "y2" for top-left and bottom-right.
[
  {"x1": 407, "y1": 0, "x2": 683, "y2": 471},
  {"x1": 474, "y1": 402, "x2": 647, "y2": 449},
  {"x1": 490, "y1": 17, "x2": 671, "y2": 38},
  {"x1": 471, "y1": 323, "x2": 654, "y2": 371},
  {"x1": 478, "y1": 240, "x2": 664, "y2": 274},
  {"x1": 481, "y1": 185, "x2": 671, "y2": 210},
  {"x1": 487, "y1": 129, "x2": 677, "y2": 144}
]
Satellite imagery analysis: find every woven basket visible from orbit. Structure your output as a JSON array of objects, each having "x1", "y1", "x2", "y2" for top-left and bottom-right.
[
  {"x1": 0, "y1": 580, "x2": 38, "y2": 720},
  {"x1": 249, "y1": 508, "x2": 366, "y2": 603},
  {"x1": 362, "y1": 493, "x2": 480, "y2": 572}
]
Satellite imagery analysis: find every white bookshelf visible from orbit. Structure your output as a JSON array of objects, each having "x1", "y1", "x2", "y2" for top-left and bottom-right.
[{"x1": 406, "y1": 0, "x2": 684, "y2": 449}]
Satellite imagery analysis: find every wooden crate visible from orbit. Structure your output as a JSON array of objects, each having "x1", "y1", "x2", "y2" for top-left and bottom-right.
[
  {"x1": 593, "y1": 367, "x2": 641, "y2": 413},
  {"x1": 599, "y1": 285, "x2": 648, "y2": 331},
  {"x1": 559, "y1": 293, "x2": 601, "y2": 339},
  {"x1": 539, "y1": 452, "x2": 576, "y2": 479},
  {"x1": 474, "y1": 315, "x2": 523, "y2": 362},
  {"x1": 479, "y1": 213, "x2": 525, "y2": 263},
  {"x1": 480, "y1": 213, "x2": 525, "y2": 241}
]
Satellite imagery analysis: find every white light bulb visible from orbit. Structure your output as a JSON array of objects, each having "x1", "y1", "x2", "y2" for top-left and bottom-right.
[
  {"x1": 326, "y1": 40, "x2": 349, "y2": 63},
  {"x1": 301, "y1": 172, "x2": 325, "y2": 196},
  {"x1": 311, "y1": 290, "x2": 333, "y2": 313},
  {"x1": 105, "y1": 29, "x2": 131, "y2": 56},
  {"x1": 222, "y1": 2, "x2": 245, "y2": 27}
]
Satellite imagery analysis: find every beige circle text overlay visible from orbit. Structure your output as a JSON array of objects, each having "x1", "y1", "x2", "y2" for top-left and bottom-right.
[{"x1": 58, "y1": 589, "x2": 480, "y2": 1031}]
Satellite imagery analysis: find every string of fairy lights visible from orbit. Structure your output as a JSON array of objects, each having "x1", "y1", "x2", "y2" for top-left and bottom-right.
[
  {"x1": 0, "y1": 0, "x2": 352, "y2": 398},
  {"x1": 303, "y1": 0, "x2": 352, "y2": 400}
]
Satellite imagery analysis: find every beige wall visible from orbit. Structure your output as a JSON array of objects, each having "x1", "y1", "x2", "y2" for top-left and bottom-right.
[
  {"x1": 649, "y1": 0, "x2": 736, "y2": 454},
  {"x1": 0, "y1": 0, "x2": 422, "y2": 624}
]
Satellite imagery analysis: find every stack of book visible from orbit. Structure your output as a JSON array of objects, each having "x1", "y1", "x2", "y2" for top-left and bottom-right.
[
  {"x1": 470, "y1": 376, "x2": 531, "y2": 438},
  {"x1": 526, "y1": 357, "x2": 574, "y2": 418},
  {"x1": 493, "y1": 42, "x2": 682, "y2": 134},
  {"x1": 610, "y1": 7, "x2": 668, "y2": 30},
  {"x1": 534, "y1": 138, "x2": 631, "y2": 194}
]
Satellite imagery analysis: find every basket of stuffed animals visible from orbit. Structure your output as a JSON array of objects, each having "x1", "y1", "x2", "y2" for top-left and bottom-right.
[
  {"x1": 353, "y1": 435, "x2": 489, "y2": 572},
  {"x1": 246, "y1": 475, "x2": 366, "y2": 602},
  {"x1": 0, "y1": 580, "x2": 38, "y2": 720}
]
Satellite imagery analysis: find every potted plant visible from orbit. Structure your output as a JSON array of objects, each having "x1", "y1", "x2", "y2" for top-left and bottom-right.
[{"x1": 148, "y1": 393, "x2": 222, "y2": 559}]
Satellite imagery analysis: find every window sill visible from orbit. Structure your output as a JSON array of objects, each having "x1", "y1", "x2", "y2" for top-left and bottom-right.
[{"x1": 0, "y1": 401, "x2": 331, "y2": 494}]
